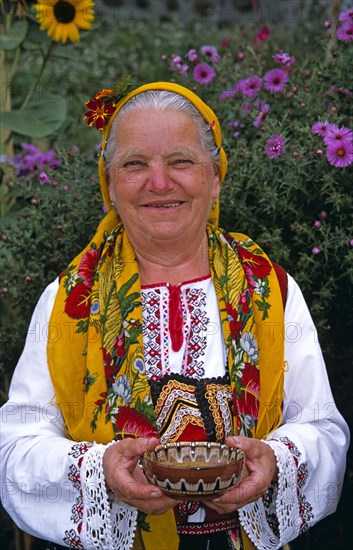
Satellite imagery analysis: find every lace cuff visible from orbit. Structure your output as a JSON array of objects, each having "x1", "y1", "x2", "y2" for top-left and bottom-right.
[
  {"x1": 238, "y1": 439, "x2": 300, "y2": 549},
  {"x1": 80, "y1": 443, "x2": 138, "y2": 549}
]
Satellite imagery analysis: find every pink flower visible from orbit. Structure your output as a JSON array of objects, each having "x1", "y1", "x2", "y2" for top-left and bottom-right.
[
  {"x1": 237, "y1": 75, "x2": 262, "y2": 99},
  {"x1": 263, "y1": 68, "x2": 289, "y2": 93},
  {"x1": 187, "y1": 48, "x2": 198, "y2": 62},
  {"x1": 179, "y1": 64, "x2": 189, "y2": 76},
  {"x1": 323, "y1": 125, "x2": 353, "y2": 146},
  {"x1": 254, "y1": 26, "x2": 270, "y2": 42},
  {"x1": 339, "y1": 8, "x2": 353, "y2": 22},
  {"x1": 331, "y1": 85, "x2": 353, "y2": 97},
  {"x1": 193, "y1": 63, "x2": 216, "y2": 84},
  {"x1": 253, "y1": 102, "x2": 270, "y2": 127},
  {"x1": 170, "y1": 54, "x2": 183, "y2": 70},
  {"x1": 265, "y1": 134, "x2": 286, "y2": 159},
  {"x1": 312, "y1": 247, "x2": 321, "y2": 255},
  {"x1": 220, "y1": 88, "x2": 236, "y2": 100},
  {"x1": 313, "y1": 220, "x2": 321, "y2": 229},
  {"x1": 200, "y1": 45, "x2": 220, "y2": 63},
  {"x1": 38, "y1": 171, "x2": 50, "y2": 185},
  {"x1": 326, "y1": 138, "x2": 353, "y2": 168},
  {"x1": 311, "y1": 120, "x2": 334, "y2": 137},
  {"x1": 273, "y1": 51, "x2": 296, "y2": 67},
  {"x1": 337, "y1": 21, "x2": 353, "y2": 42}
]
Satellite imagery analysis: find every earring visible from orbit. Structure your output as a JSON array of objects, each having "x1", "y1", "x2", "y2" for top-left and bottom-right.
[
  {"x1": 111, "y1": 201, "x2": 118, "y2": 212},
  {"x1": 212, "y1": 199, "x2": 217, "y2": 209}
]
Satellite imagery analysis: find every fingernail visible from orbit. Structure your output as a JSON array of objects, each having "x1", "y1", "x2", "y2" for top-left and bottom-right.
[{"x1": 150, "y1": 491, "x2": 160, "y2": 497}]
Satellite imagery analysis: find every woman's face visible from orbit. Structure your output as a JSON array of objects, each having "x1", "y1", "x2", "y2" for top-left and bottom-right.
[{"x1": 108, "y1": 108, "x2": 220, "y2": 248}]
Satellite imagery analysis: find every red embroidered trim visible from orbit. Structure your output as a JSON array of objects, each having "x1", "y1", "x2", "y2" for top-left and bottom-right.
[
  {"x1": 168, "y1": 283, "x2": 183, "y2": 352},
  {"x1": 176, "y1": 517, "x2": 239, "y2": 535}
]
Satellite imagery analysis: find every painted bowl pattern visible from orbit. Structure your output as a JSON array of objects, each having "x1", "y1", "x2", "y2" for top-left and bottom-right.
[{"x1": 142, "y1": 441, "x2": 245, "y2": 500}]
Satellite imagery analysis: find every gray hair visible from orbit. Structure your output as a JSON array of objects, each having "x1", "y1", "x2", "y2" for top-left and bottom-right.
[{"x1": 104, "y1": 90, "x2": 220, "y2": 173}]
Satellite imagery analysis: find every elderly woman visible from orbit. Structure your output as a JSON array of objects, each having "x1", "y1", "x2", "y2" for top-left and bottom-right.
[{"x1": 0, "y1": 82, "x2": 349, "y2": 550}]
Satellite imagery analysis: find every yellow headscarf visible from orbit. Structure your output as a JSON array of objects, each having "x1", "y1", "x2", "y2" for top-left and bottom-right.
[{"x1": 48, "y1": 81, "x2": 285, "y2": 550}]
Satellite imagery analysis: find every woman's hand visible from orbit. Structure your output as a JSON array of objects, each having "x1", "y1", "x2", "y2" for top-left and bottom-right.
[
  {"x1": 103, "y1": 436, "x2": 176, "y2": 515},
  {"x1": 204, "y1": 435, "x2": 278, "y2": 515}
]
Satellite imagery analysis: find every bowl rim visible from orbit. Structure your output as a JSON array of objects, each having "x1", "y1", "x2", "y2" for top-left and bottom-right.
[{"x1": 142, "y1": 440, "x2": 245, "y2": 469}]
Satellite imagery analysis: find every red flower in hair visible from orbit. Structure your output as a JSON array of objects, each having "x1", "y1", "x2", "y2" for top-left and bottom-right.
[
  {"x1": 65, "y1": 282, "x2": 91, "y2": 319},
  {"x1": 84, "y1": 97, "x2": 116, "y2": 131},
  {"x1": 115, "y1": 406, "x2": 158, "y2": 439}
]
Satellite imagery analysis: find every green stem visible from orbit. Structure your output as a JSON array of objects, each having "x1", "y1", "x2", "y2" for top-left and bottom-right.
[
  {"x1": 20, "y1": 40, "x2": 55, "y2": 111},
  {"x1": 9, "y1": 45, "x2": 21, "y2": 81}
]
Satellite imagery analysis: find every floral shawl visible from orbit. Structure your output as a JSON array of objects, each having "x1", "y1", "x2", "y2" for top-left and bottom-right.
[{"x1": 48, "y1": 210, "x2": 285, "y2": 550}]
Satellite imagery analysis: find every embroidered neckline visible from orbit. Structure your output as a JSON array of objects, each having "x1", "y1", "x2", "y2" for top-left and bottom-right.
[{"x1": 141, "y1": 274, "x2": 211, "y2": 290}]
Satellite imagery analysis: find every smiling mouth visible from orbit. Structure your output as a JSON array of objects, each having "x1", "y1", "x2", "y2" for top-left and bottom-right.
[{"x1": 145, "y1": 202, "x2": 183, "y2": 208}]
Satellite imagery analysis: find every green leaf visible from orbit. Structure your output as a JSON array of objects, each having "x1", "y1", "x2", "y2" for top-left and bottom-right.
[
  {"x1": 0, "y1": 20, "x2": 28, "y2": 50},
  {"x1": 1, "y1": 97, "x2": 67, "y2": 138}
]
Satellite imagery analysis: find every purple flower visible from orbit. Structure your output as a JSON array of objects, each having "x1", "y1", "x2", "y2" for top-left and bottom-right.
[
  {"x1": 200, "y1": 45, "x2": 220, "y2": 63},
  {"x1": 220, "y1": 88, "x2": 236, "y2": 100},
  {"x1": 14, "y1": 143, "x2": 61, "y2": 177},
  {"x1": 312, "y1": 247, "x2": 321, "y2": 255},
  {"x1": 337, "y1": 21, "x2": 353, "y2": 42},
  {"x1": 323, "y1": 125, "x2": 353, "y2": 146},
  {"x1": 38, "y1": 171, "x2": 50, "y2": 185},
  {"x1": 263, "y1": 68, "x2": 289, "y2": 93},
  {"x1": 326, "y1": 138, "x2": 353, "y2": 168},
  {"x1": 253, "y1": 101, "x2": 270, "y2": 127},
  {"x1": 240, "y1": 101, "x2": 253, "y2": 118},
  {"x1": 331, "y1": 85, "x2": 353, "y2": 97},
  {"x1": 339, "y1": 8, "x2": 353, "y2": 22},
  {"x1": 187, "y1": 48, "x2": 198, "y2": 63},
  {"x1": 193, "y1": 63, "x2": 216, "y2": 85},
  {"x1": 179, "y1": 64, "x2": 189, "y2": 76},
  {"x1": 272, "y1": 51, "x2": 296, "y2": 67},
  {"x1": 265, "y1": 134, "x2": 286, "y2": 159},
  {"x1": 238, "y1": 75, "x2": 262, "y2": 99},
  {"x1": 170, "y1": 54, "x2": 183, "y2": 70},
  {"x1": 311, "y1": 120, "x2": 334, "y2": 137}
]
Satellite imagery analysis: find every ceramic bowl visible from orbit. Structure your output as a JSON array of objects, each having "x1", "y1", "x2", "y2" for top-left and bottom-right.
[{"x1": 142, "y1": 441, "x2": 245, "y2": 500}]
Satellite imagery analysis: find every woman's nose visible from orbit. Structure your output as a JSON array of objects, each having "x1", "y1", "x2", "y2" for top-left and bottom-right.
[{"x1": 146, "y1": 160, "x2": 174, "y2": 192}]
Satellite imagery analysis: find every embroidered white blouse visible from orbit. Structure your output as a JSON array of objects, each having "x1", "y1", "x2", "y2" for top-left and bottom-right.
[{"x1": 0, "y1": 274, "x2": 349, "y2": 549}]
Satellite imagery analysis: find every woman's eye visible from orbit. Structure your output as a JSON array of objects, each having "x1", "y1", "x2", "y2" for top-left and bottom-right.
[
  {"x1": 173, "y1": 159, "x2": 192, "y2": 166},
  {"x1": 123, "y1": 160, "x2": 146, "y2": 170}
]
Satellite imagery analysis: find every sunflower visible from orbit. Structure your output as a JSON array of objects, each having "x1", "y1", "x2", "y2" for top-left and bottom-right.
[{"x1": 34, "y1": 0, "x2": 95, "y2": 44}]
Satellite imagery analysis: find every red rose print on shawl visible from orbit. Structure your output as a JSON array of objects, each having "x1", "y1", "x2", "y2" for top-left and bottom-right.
[
  {"x1": 226, "y1": 302, "x2": 243, "y2": 340},
  {"x1": 78, "y1": 248, "x2": 99, "y2": 288},
  {"x1": 103, "y1": 348, "x2": 118, "y2": 384},
  {"x1": 234, "y1": 362, "x2": 260, "y2": 419},
  {"x1": 236, "y1": 245, "x2": 272, "y2": 288},
  {"x1": 64, "y1": 282, "x2": 91, "y2": 319},
  {"x1": 115, "y1": 406, "x2": 158, "y2": 439}
]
